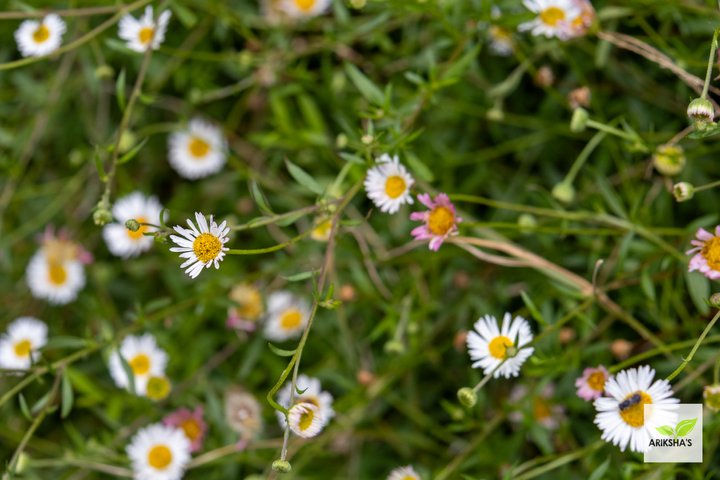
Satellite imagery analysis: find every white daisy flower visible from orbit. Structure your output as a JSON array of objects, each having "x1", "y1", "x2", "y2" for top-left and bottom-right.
[
  {"x1": 387, "y1": 465, "x2": 421, "y2": 480},
  {"x1": 276, "y1": 374, "x2": 335, "y2": 429},
  {"x1": 466, "y1": 313, "x2": 534, "y2": 378},
  {"x1": 102, "y1": 192, "x2": 163, "y2": 258},
  {"x1": 169, "y1": 212, "x2": 230, "y2": 279},
  {"x1": 594, "y1": 365, "x2": 679, "y2": 453},
  {"x1": 287, "y1": 402, "x2": 325, "y2": 438},
  {"x1": 279, "y1": 0, "x2": 332, "y2": 18},
  {"x1": 108, "y1": 334, "x2": 168, "y2": 396},
  {"x1": 364, "y1": 154, "x2": 415, "y2": 214},
  {"x1": 126, "y1": 423, "x2": 191, "y2": 480},
  {"x1": 118, "y1": 6, "x2": 171, "y2": 53},
  {"x1": 263, "y1": 291, "x2": 310, "y2": 342},
  {"x1": 168, "y1": 118, "x2": 227, "y2": 180},
  {"x1": 26, "y1": 234, "x2": 88, "y2": 305},
  {"x1": 519, "y1": 0, "x2": 581, "y2": 39},
  {"x1": 14, "y1": 14, "x2": 66, "y2": 58},
  {"x1": 0, "y1": 317, "x2": 48, "y2": 371}
]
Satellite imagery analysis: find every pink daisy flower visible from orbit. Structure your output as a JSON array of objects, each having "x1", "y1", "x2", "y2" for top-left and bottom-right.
[
  {"x1": 687, "y1": 226, "x2": 720, "y2": 280},
  {"x1": 575, "y1": 365, "x2": 609, "y2": 401},
  {"x1": 163, "y1": 406, "x2": 207, "y2": 453},
  {"x1": 409, "y1": 193, "x2": 462, "y2": 251}
]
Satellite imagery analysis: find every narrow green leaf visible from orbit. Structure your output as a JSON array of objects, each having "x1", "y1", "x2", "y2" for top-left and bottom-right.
[
  {"x1": 119, "y1": 352, "x2": 136, "y2": 395},
  {"x1": 94, "y1": 146, "x2": 107, "y2": 182},
  {"x1": 520, "y1": 291, "x2": 546, "y2": 326},
  {"x1": 588, "y1": 458, "x2": 611, "y2": 480},
  {"x1": 686, "y1": 270, "x2": 710, "y2": 316},
  {"x1": 18, "y1": 393, "x2": 32, "y2": 421},
  {"x1": 118, "y1": 137, "x2": 148, "y2": 165},
  {"x1": 116, "y1": 69, "x2": 126, "y2": 112},
  {"x1": 282, "y1": 270, "x2": 317, "y2": 282},
  {"x1": 249, "y1": 180, "x2": 274, "y2": 215},
  {"x1": 268, "y1": 343, "x2": 296, "y2": 357},
  {"x1": 61, "y1": 369, "x2": 74, "y2": 419},
  {"x1": 344, "y1": 63, "x2": 384, "y2": 105},
  {"x1": 285, "y1": 159, "x2": 324, "y2": 195}
]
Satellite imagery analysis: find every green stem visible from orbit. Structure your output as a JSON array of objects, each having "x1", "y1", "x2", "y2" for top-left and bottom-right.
[
  {"x1": 230, "y1": 205, "x2": 319, "y2": 231},
  {"x1": 586, "y1": 119, "x2": 637, "y2": 141},
  {"x1": 701, "y1": 29, "x2": 720, "y2": 99},
  {"x1": 694, "y1": 178, "x2": 720, "y2": 193},
  {"x1": 563, "y1": 131, "x2": 607, "y2": 185},
  {"x1": 610, "y1": 334, "x2": 720, "y2": 373},
  {"x1": 666, "y1": 310, "x2": 720, "y2": 382},
  {"x1": 226, "y1": 230, "x2": 312, "y2": 255}
]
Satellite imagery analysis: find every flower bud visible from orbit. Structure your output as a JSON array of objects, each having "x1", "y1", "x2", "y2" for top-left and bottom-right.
[
  {"x1": 350, "y1": 0, "x2": 366, "y2": 8},
  {"x1": 704, "y1": 384, "x2": 720, "y2": 412},
  {"x1": 93, "y1": 205, "x2": 113, "y2": 226},
  {"x1": 457, "y1": 387, "x2": 477, "y2": 408},
  {"x1": 672, "y1": 182, "x2": 695, "y2": 202},
  {"x1": 272, "y1": 460, "x2": 292, "y2": 473},
  {"x1": 652, "y1": 144, "x2": 686, "y2": 176},
  {"x1": 687, "y1": 98, "x2": 714, "y2": 123},
  {"x1": 504, "y1": 345, "x2": 519, "y2": 358},
  {"x1": 517, "y1": 213, "x2": 537, "y2": 233},
  {"x1": 384, "y1": 340, "x2": 405, "y2": 355},
  {"x1": 125, "y1": 219, "x2": 141, "y2": 232},
  {"x1": 551, "y1": 182, "x2": 575, "y2": 204},
  {"x1": 710, "y1": 293, "x2": 720, "y2": 309},
  {"x1": 570, "y1": 107, "x2": 589, "y2": 132}
]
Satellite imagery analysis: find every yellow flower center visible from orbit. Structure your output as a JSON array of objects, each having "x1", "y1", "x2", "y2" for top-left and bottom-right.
[
  {"x1": 230, "y1": 285, "x2": 264, "y2": 320},
  {"x1": 280, "y1": 309, "x2": 303, "y2": 331},
  {"x1": 180, "y1": 418, "x2": 202, "y2": 441},
  {"x1": 33, "y1": 24, "x2": 50, "y2": 43},
  {"x1": 488, "y1": 335, "x2": 513, "y2": 359},
  {"x1": 147, "y1": 444, "x2": 172, "y2": 470},
  {"x1": 490, "y1": 26, "x2": 511, "y2": 42},
  {"x1": 587, "y1": 371, "x2": 607, "y2": 391},
  {"x1": 533, "y1": 398, "x2": 551, "y2": 420},
  {"x1": 294, "y1": 0, "x2": 317, "y2": 12},
  {"x1": 619, "y1": 391, "x2": 652, "y2": 428},
  {"x1": 129, "y1": 353, "x2": 151, "y2": 375},
  {"x1": 384, "y1": 175, "x2": 407, "y2": 199},
  {"x1": 146, "y1": 376, "x2": 171, "y2": 401},
  {"x1": 14, "y1": 339, "x2": 32, "y2": 358},
  {"x1": 702, "y1": 237, "x2": 720, "y2": 271},
  {"x1": 192, "y1": 233, "x2": 222, "y2": 263},
  {"x1": 127, "y1": 216, "x2": 148, "y2": 240},
  {"x1": 47, "y1": 261, "x2": 67, "y2": 286},
  {"x1": 540, "y1": 7, "x2": 566, "y2": 26},
  {"x1": 298, "y1": 407, "x2": 315, "y2": 431},
  {"x1": 138, "y1": 27, "x2": 154, "y2": 45},
  {"x1": 428, "y1": 206, "x2": 455, "y2": 236},
  {"x1": 188, "y1": 136, "x2": 211, "y2": 158}
]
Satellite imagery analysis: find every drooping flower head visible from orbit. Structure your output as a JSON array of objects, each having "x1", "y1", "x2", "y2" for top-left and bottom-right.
[
  {"x1": 466, "y1": 313, "x2": 534, "y2": 378},
  {"x1": 519, "y1": 0, "x2": 583, "y2": 39},
  {"x1": 26, "y1": 227, "x2": 91, "y2": 305},
  {"x1": 287, "y1": 402, "x2": 325, "y2": 438},
  {"x1": 575, "y1": 365, "x2": 609, "y2": 401},
  {"x1": 108, "y1": 333, "x2": 168, "y2": 396},
  {"x1": 594, "y1": 366, "x2": 679, "y2": 452},
  {"x1": 126, "y1": 423, "x2": 191, "y2": 480},
  {"x1": 103, "y1": 191, "x2": 163, "y2": 258},
  {"x1": 164, "y1": 406, "x2": 207, "y2": 453},
  {"x1": 15, "y1": 14, "x2": 66, "y2": 58},
  {"x1": 0, "y1": 317, "x2": 48, "y2": 371},
  {"x1": 169, "y1": 212, "x2": 230, "y2": 279},
  {"x1": 226, "y1": 283, "x2": 265, "y2": 331},
  {"x1": 364, "y1": 154, "x2": 415, "y2": 214},
  {"x1": 276, "y1": 374, "x2": 335, "y2": 431},
  {"x1": 409, "y1": 193, "x2": 462, "y2": 251},
  {"x1": 387, "y1": 465, "x2": 421, "y2": 480},
  {"x1": 168, "y1": 118, "x2": 227, "y2": 180},
  {"x1": 118, "y1": 6, "x2": 171, "y2": 53},
  {"x1": 687, "y1": 226, "x2": 720, "y2": 280},
  {"x1": 264, "y1": 291, "x2": 310, "y2": 341}
]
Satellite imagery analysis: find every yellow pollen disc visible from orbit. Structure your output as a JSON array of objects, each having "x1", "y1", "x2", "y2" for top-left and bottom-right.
[
  {"x1": 180, "y1": 419, "x2": 202, "y2": 441},
  {"x1": 619, "y1": 391, "x2": 652, "y2": 428},
  {"x1": 129, "y1": 353, "x2": 151, "y2": 375},
  {"x1": 702, "y1": 237, "x2": 720, "y2": 271},
  {"x1": 488, "y1": 335, "x2": 513, "y2": 359},
  {"x1": 298, "y1": 408, "x2": 314, "y2": 431},
  {"x1": 384, "y1": 175, "x2": 407, "y2": 199},
  {"x1": 146, "y1": 376, "x2": 171, "y2": 401},
  {"x1": 540, "y1": 6, "x2": 566, "y2": 26},
  {"x1": 587, "y1": 371, "x2": 607, "y2": 391},
  {"x1": 230, "y1": 286, "x2": 264, "y2": 320},
  {"x1": 280, "y1": 309, "x2": 303, "y2": 331},
  {"x1": 14, "y1": 339, "x2": 32, "y2": 358},
  {"x1": 491, "y1": 26, "x2": 511, "y2": 41},
  {"x1": 428, "y1": 206, "x2": 455, "y2": 236},
  {"x1": 188, "y1": 136, "x2": 211, "y2": 158},
  {"x1": 127, "y1": 216, "x2": 148, "y2": 240},
  {"x1": 33, "y1": 24, "x2": 50, "y2": 43},
  {"x1": 192, "y1": 233, "x2": 222, "y2": 263},
  {"x1": 47, "y1": 261, "x2": 67, "y2": 286},
  {"x1": 294, "y1": 0, "x2": 317, "y2": 12},
  {"x1": 147, "y1": 445, "x2": 172, "y2": 470},
  {"x1": 533, "y1": 398, "x2": 551, "y2": 420},
  {"x1": 138, "y1": 27, "x2": 154, "y2": 45},
  {"x1": 401, "y1": 477, "x2": 415, "y2": 480}
]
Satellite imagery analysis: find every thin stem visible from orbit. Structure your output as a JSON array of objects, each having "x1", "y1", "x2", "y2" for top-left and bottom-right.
[
  {"x1": 226, "y1": 230, "x2": 312, "y2": 255},
  {"x1": 610, "y1": 334, "x2": 720, "y2": 373},
  {"x1": 693, "y1": 178, "x2": 720, "y2": 193},
  {"x1": 714, "y1": 355, "x2": 720, "y2": 385},
  {"x1": 701, "y1": 29, "x2": 720, "y2": 99},
  {"x1": 666, "y1": 310, "x2": 720, "y2": 382},
  {"x1": 586, "y1": 119, "x2": 637, "y2": 141},
  {"x1": 230, "y1": 205, "x2": 319, "y2": 231},
  {"x1": 563, "y1": 131, "x2": 607, "y2": 185}
]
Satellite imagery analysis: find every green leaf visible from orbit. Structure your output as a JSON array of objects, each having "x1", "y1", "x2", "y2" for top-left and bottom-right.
[
  {"x1": 285, "y1": 159, "x2": 324, "y2": 195},
  {"x1": 520, "y1": 291, "x2": 546, "y2": 326},
  {"x1": 119, "y1": 352, "x2": 136, "y2": 395},
  {"x1": 42, "y1": 336, "x2": 88, "y2": 350},
  {"x1": 268, "y1": 343, "x2": 296, "y2": 357},
  {"x1": 282, "y1": 270, "x2": 317, "y2": 282},
  {"x1": 655, "y1": 425, "x2": 675, "y2": 436},
  {"x1": 118, "y1": 137, "x2": 148, "y2": 165},
  {"x1": 61, "y1": 369, "x2": 74, "y2": 419},
  {"x1": 116, "y1": 69, "x2": 126, "y2": 112},
  {"x1": 588, "y1": 458, "x2": 611, "y2": 480},
  {"x1": 675, "y1": 418, "x2": 697, "y2": 437},
  {"x1": 344, "y1": 63, "x2": 384, "y2": 106},
  {"x1": 249, "y1": 180, "x2": 274, "y2": 215},
  {"x1": 685, "y1": 270, "x2": 710, "y2": 316},
  {"x1": 18, "y1": 393, "x2": 32, "y2": 421},
  {"x1": 94, "y1": 146, "x2": 107, "y2": 182}
]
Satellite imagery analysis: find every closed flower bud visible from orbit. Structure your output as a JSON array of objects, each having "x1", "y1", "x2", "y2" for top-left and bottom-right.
[
  {"x1": 272, "y1": 460, "x2": 292, "y2": 473},
  {"x1": 652, "y1": 144, "x2": 686, "y2": 176},
  {"x1": 704, "y1": 384, "x2": 720, "y2": 412},
  {"x1": 551, "y1": 182, "x2": 575, "y2": 204},
  {"x1": 384, "y1": 339, "x2": 405, "y2": 354},
  {"x1": 93, "y1": 205, "x2": 113, "y2": 226},
  {"x1": 457, "y1": 387, "x2": 477, "y2": 408},
  {"x1": 672, "y1": 182, "x2": 694, "y2": 202},
  {"x1": 125, "y1": 219, "x2": 141, "y2": 232},
  {"x1": 687, "y1": 98, "x2": 714, "y2": 123},
  {"x1": 350, "y1": 0, "x2": 366, "y2": 8},
  {"x1": 710, "y1": 293, "x2": 720, "y2": 309},
  {"x1": 570, "y1": 107, "x2": 589, "y2": 132}
]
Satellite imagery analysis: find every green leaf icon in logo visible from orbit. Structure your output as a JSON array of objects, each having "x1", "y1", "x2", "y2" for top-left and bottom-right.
[
  {"x1": 675, "y1": 418, "x2": 697, "y2": 437},
  {"x1": 656, "y1": 425, "x2": 674, "y2": 436}
]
